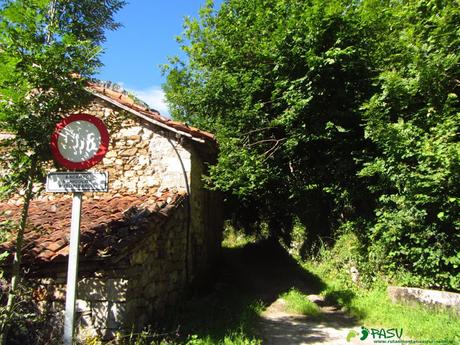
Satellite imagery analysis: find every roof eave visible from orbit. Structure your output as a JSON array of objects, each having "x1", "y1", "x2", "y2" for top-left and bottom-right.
[{"x1": 86, "y1": 87, "x2": 217, "y2": 147}]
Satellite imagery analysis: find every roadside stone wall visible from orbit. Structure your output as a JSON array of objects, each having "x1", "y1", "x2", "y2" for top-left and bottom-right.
[
  {"x1": 388, "y1": 286, "x2": 460, "y2": 315},
  {"x1": 35, "y1": 201, "x2": 188, "y2": 341}
]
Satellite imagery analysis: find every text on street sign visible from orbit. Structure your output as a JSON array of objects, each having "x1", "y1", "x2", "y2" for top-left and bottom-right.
[{"x1": 46, "y1": 172, "x2": 108, "y2": 193}]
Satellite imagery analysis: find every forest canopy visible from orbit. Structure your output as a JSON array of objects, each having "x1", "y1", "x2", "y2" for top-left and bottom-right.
[{"x1": 164, "y1": 0, "x2": 460, "y2": 291}]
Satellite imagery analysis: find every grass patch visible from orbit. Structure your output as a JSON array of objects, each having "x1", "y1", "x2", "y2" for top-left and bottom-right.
[
  {"x1": 221, "y1": 223, "x2": 259, "y2": 249},
  {"x1": 174, "y1": 289, "x2": 264, "y2": 342},
  {"x1": 280, "y1": 288, "x2": 320, "y2": 317},
  {"x1": 337, "y1": 286, "x2": 460, "y2": 343},
  {"x1": 303, "y1": 233, "x2": 460, "y2": 344},
  {"x1": 110, "y1": 286, "x2": 263, "y2": 345},
  {"x1": 181, "y1": 333, "x2": 260, "y2": 345}
]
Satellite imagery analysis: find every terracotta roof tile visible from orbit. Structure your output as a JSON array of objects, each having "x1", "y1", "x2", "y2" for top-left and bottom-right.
[
  {"x1": 0, "y1": 190, "x2": 185, "y2": 268},
  {"x1": 86, "y1": 82, "x2": 217, "y2": 145}
]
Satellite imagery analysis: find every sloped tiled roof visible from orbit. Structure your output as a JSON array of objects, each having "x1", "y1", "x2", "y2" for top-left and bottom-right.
[
  {"x1": 0, "y1": 190, "x2": 185, "y2": 267},
  {"x1": 87, "y1": 82, "x2": 216, "y2": 146}
]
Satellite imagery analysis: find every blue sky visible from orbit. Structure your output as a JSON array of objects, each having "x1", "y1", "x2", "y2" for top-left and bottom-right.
[{"x1": 95, "y1": 0, "x2": 223, "y2": 116}]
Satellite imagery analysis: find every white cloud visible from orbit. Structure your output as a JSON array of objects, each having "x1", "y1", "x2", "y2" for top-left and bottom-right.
[{"x1": 130, "y1": 86, "x2": 170, "y2": 117}]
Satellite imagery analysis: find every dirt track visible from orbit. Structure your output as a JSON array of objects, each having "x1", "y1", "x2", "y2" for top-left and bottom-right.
[
  {"x1": 258, "y1": 297, "x2": 374, "y2": 345},
  {"x1": 222, "y1": 241, "x2": 373, "y2": 345}
]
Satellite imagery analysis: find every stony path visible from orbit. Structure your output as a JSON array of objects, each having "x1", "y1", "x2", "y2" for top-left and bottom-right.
[
  {"x1": 221, "y1": 242, "x2": 376, "y2": 345},
  {"x1": 257, "y1": 296, "x2": 374, "y2": 345}
]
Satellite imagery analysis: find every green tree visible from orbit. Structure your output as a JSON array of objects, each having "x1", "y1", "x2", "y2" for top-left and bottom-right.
[
  {"x1": 360, "y1": 0, "x2": 460, "y2": 290},
  {"x1": 165, "y1": 0, "x2": 460, "y2": 290},
  {"x1": 0, "y1": 0, "x2": 124, "y2": 341},
  {"x1": 164, "y1": 0, "x2": 378, "y2": 243}
]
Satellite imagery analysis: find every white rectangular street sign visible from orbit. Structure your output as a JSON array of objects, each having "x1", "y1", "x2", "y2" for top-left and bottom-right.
[{"x1": 46, "y1": 172, "x2": 108, "y2": 193}]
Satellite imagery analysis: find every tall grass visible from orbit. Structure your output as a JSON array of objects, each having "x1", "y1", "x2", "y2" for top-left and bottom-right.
[
  {"x1": 303, "y1": 231, "x2": 460, "y2": 344},
  {"x1": 279, "y1": 288, "x2": 320, "y2": 317}
]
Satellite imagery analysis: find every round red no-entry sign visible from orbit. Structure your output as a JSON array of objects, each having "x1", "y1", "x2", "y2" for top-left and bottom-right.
[{"x1": 50, "y1": 114, "x2": 109, "y2": 170}]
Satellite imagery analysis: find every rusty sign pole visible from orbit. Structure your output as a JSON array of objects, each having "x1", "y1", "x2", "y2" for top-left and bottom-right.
[{"x1": 63, "y1": 192, "x2": 82, "y2": 345}]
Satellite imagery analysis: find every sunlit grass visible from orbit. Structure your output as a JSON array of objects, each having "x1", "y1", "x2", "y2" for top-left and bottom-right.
[
  {"x1": 279, "y1": 288, "x2": 320, "y2": 317},
  {"x1": 180, "y1": 333, "x2": 260, "y2": 345},
  {"x1": 344, "y1": 287, "x2": 459, "y2": 343},
  {"x1": 221, "y1": 223, "x2": 258, "y2": 249},
  {"x1": 304, "y1": 261, "x2": 460, "y2": 344}
]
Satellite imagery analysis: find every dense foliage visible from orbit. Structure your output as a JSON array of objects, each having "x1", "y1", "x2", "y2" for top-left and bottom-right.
[
  {"x1": 164, "y1": 0, "x2": 459, "y2": 290},
  {"x1": 360, "y1": 1, "x2": 460, "y2": 290}
]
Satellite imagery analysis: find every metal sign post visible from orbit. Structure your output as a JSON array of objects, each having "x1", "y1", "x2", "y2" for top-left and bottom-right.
[
  {"x1": 46, "y1": 173, "x2": 108, "y2": 345},
  {"x1": 63, "y1": 192, "x2": 82, "y2": 344},
  {"x1": 48, "y1": 114, "x2": 109, "y2": 345}
]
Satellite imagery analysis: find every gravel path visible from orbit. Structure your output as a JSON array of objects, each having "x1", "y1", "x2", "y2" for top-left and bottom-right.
[
  {"x1": 222, "y1": 242, "x2": 375, "y2": 345},
  {"x1": 257, "y1": 296, "x2": 374, "y2": 345}
]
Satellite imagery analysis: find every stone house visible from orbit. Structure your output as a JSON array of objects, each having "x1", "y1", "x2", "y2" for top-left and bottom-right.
[{"x1": 0, "y1": 83, "x2": 223, "y2": 340}]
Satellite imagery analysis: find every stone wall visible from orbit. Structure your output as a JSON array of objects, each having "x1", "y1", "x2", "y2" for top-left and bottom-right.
[
  {"x1": 84, "y1": 97, "x2": 222, "y2": 283},
  {"x1": 388, "y1": 286, "x2": 460, "y2": 315},
  {"x1": 35, "y1": 200, "x2": 188, "y2": 341},
  {"x1": 94, "y1": 103, "x2": 193, "y2": 197},
  {"x1": 188, "y1": 153, "x2": 222, "y2": 282}
]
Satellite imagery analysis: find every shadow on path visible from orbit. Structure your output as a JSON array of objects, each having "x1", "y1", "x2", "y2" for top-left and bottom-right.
[
  {"x1": 221, "y1": 240, "x2": 367, "y2": 345},
  {"x1": 175, "y1": 239, "x2": 365, "y2": 345},
  {"x1": 221, "y1": 239, "x2": 326, "y2": 302},
  {"x1": 257, "y1": 297, "x2": 370, "y2": 345}
]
